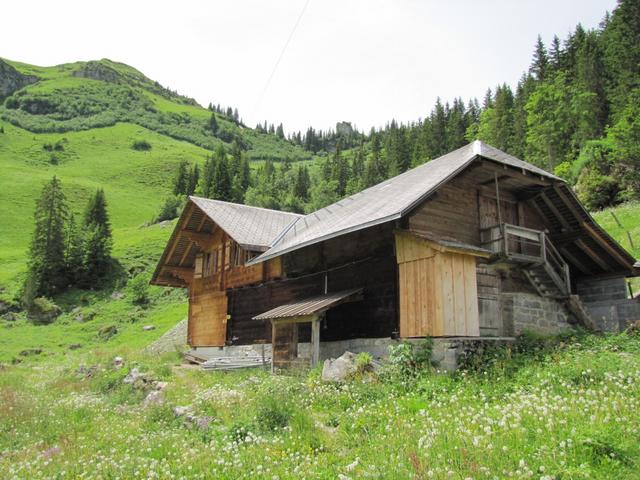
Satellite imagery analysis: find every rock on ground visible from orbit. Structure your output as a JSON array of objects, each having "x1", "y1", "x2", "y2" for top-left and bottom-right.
[
  {"x1": 144, "y1": 319, "x2": 187, "y2": 355},
  {"x1": 322, "y1": 351, "x2": 358, "y2": 382}
]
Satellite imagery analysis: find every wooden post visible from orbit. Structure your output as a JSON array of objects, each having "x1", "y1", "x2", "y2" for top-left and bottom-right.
[
  {"x1": 540, "y1": 231, "x2": 547, "y2": 263},
  {"x1": 271, "y1": 321, "x2": 276, "y2": 374},
  {"x1": 311, "y1": 315, "x2": 321, "y2": 368},
  {"x1": 494, "y1": 172, "x2": 503, "y2": 225}
]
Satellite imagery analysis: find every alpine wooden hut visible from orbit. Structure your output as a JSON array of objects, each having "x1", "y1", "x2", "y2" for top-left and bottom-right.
[{"x1": 151, "y1": 141, "x2": 640, "y2": 368}]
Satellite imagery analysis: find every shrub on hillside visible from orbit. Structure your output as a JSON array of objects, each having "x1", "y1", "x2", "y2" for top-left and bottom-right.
[
  {"x1": 26, "y1": 297, "x2": 61, "y2": 325},
  {"x1": 131, "y1": 139, "x2": 151, "y2": 151},
  {"x1": 128, "y1": 273, "x2": 151, "y2": 305},
  {"x1": 255, "y1": 396, "x2": 292, "y2": 432},
  {"x1": 154, "y1": 195, "x2": 182, "y2": 223},
  {"x1": 576, "y1": 167, "x2": 619, "y2": 210}
]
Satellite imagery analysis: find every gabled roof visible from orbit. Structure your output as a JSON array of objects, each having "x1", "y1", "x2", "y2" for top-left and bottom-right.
[
  {"x1": 189, "y1": 196, "x2": 302, "y2": 251},
  {"x1": 150, "y1": 197, "x2": 302, "y2": 286},
  {"x1": 249, "y1": 140, "x2": 559, "y2": 264}
]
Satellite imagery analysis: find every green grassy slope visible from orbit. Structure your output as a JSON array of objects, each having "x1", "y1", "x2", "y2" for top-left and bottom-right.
[
  {"x1": 1, "y1": 332, "x2": 639, "y2": 478},
  {"x1": 0, "y1": 120, "x2": 209, "y2": 286}
]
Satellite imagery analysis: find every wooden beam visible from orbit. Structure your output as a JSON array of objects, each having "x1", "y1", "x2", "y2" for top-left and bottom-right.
[
  {"x1": 581, "y1": 221, "x2": 632, "y2": 270},
  {"x1": 552, "y1": 230, "x2": 583, "y2": 246},
  {"x1": 180, "y1": 212, "x2": 211, "y2": 267},
  {"x1": 164, "y1": 203, "x2": 195, "y2": 264},
  {"x1": 161, "y1": 266, "x2": 193, "y2": 283},
  {"x1": 480, "y1": 160, "x2": 551, "y2": 186},
  {"x1": 479, "y1": 174, "x2": 510, "y2": 186},
  {"x1": 558, "y1": 246, "x2": 592, "y2": 275},
  {"x1": 181, "y1": 230, "x2": 216, "y2": 250},
  {"x1": 552, "y1": 185, "x2": 584, "y2": 223},
  {"x1": 575, "y1": 239, "x2": 611, "y2": 272},
  {"x1": 311, "y1": 316, "x2": 321, "y2": 368},
  {"x1": 539, "y1": 192, "x2": 572, "y2": 231}
]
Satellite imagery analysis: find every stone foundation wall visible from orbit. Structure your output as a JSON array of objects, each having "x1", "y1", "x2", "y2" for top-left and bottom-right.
[
  {"x1": 193, "y1": 337, "x2": 397, "y2": 363},
  {"x1": 501, "y1": 292, "x2": 571, "y2": 335},
  {"x1": 576, "y1": 277, "x2": 640, "y2": 332}
]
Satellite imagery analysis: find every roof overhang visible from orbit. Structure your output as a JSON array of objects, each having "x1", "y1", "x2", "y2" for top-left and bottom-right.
[{"x1": 252, "y1": 288, "x2": 364, "y2": 322}]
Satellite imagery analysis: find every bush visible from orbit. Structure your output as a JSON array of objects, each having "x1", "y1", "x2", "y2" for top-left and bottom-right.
[
  {"x1": 26, "y1": 297, "x2": 61, "y2": 324},
  {"x1": 154, "y1": 196, "x2": 182, "y2": 223},
  {"x1": 576, "y1": 167, "x2": 619, "y2": 210},
  {"x1": 128, "y1": 273, "x2": 150, "y2": 305},
  {"x1": 355, "y1": 352, "x2": 373, "y2": 373},
  {"x1": 255, "y1": 396, "x2": 292, "y2": 432},
  {"x1": 386, "y1": 338, "x2": 434, "y2": 378},
  {"x1": 131, "y1": 139, "x2": 152, "y2": 151}
]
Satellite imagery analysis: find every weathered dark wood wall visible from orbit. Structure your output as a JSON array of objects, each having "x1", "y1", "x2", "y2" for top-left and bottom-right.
[{"x1": 226, "y1": 223, "x2": 398, "y2": 345}]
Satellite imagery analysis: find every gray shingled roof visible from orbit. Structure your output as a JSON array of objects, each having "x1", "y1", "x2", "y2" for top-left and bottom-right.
[
  {"x1": 248, "y1": 140, "x2": 559, "y2": 264},
  {"x1": 190, "y1": 196, "x2": 302, "y2": 251}
]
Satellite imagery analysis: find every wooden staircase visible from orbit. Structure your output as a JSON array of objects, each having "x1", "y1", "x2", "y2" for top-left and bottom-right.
[{"x1": 482, "y1": 223, "x2": 596, "y2": 330}]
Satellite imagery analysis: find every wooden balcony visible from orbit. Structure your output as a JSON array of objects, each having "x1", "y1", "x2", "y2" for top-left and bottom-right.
[{"x1": 481, "y1": 223, "x2": 571, "y2": 298}]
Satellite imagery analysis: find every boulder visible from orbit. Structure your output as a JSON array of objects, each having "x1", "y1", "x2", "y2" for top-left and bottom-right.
[
  {"x1": 153, "y1": 381, "x2": 168, "y2": 391},
  {"x1": 110, "y1": 291, "x2": 124, "y2": 300},
  {"x1": 98, "y1": 325, "x2": 118, "y2": 340},
  {"x1": 174, "y1": 405, "x2": 193, "y2": 418},
  {"x1": 321, "y1": 351, "x2": 358, "y2": 382},
  {"x1": 122, "y1": 367, "x2": 151, "y2": 388},
  {"x1": 142, "y1": 325, "x2": 155, "y2": 331},
  {"x1": 27, "y1": 298, "x2": 61, "y2": 324},
  {"x1": 68, "y1": 343, "x2": 82, "y2": 350},
  {"x1": 143, "y1": 390, "x2": 165, "y2": 407},
  {"x1": 19, "y1": 348, "x2": 42, "y2": 357},
  {"x1": 113, "y1": 356, "x2": 125, "y2": 368}
]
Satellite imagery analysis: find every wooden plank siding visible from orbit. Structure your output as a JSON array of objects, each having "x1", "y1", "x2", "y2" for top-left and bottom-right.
[
  {"x1": 395, "y1": 232, "x2": 480, "y2": 338},
  {"x1": 187, "y1": 229, "x2": 283, "y2": 347},
  {"x1": 189, "y1": 280, "x2": 227, "y2": 346}
]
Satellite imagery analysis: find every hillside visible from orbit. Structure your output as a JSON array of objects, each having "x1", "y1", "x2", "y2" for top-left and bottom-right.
[{"x1": 0, "y1": 58, "x2": 317, "y2": 292}]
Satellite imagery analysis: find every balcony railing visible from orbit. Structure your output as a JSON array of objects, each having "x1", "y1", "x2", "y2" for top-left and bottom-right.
[{"x1": 481, "y1": 223, "x2": 570, "y2": 296}]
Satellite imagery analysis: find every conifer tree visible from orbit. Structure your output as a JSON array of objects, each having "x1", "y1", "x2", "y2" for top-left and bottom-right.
[
  {"x1": 209, "y1": 112, "x2": 218, "y2": 134},
  {"x1": 530, "y1": 35, "x2": 549, "y2": 81},
  {"x1": 212, "y1": 145, "x2": 232, "y2": 201},
  {"x1": 187, "y1": 163, "x2": 200, "y2": 196},
  {"x1": 24, "y1": 176, "x2": 69, "y2": 300},
  {"x1": 82, "y1": 188, "x2": 112, "y2": 285},
  {"x1": 293, "y1": 165, "x2": 311, "y2": 201},
  {"x1": 173, "y1": 160, "x2": 189, "y2": 195},
  {"x1": 64, "y1": 212, "x2": 84, "y2": 285}
]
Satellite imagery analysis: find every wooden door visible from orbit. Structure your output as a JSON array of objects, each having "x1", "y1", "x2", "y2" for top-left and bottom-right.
[
  {"x1": 396, "y1": 233, "x2": 480, "y2": 338},
  {"x1": 479, "y1": 195, "x2": 518, "y2": 229},
  {"x1": 189, "y1": 286, "x2": 228, "y2": 346}
]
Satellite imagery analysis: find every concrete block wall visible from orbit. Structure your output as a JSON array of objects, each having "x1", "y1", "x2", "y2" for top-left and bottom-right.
[
  {"x1": 576, "y1": 276, "x2": 640, "y2": 332},
  {"x1": 501, "y1": 292, "x2": 571, "y2": 335}
]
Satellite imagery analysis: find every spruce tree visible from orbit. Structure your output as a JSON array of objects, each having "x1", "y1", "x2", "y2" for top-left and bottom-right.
[
  {"x1": 212, "y1": 145, "x2": 232, "y2": 201},
  {"x1": 209, "y1": 112, "x2": 218, "y2": 134},
  {"x1": 64, "y1": 212, "x2": 84, "y2": 285},
  {"x1": 187, "y1": 163, "x2": 200, "y2": 195},
  {"x1": 24, "y1": 176, "x2": 69, "y2": 300},
  {"x1": 201, "y1": 156, "x2": 216, "y2": 198},
  {"x1": 530, "y1": 35, "x2": 549, "y2": 81},
  {"x1": 82, "y1": 189, "x2": 112, "y2": 285},
  {"x1": 173, "y1": 160, "x2": 189, "y2": 195}
]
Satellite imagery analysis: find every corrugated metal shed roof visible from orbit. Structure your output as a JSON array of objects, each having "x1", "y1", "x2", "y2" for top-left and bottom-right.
[
  {"x1": 249, "y1": 140, "x2": 558, "y2": 264},
  {"x1": 252, "y1": 288, "x2": 363, "y2": 321},
  {"x1": 190, "y1": 196, "x2": 302, "y2": 251}
]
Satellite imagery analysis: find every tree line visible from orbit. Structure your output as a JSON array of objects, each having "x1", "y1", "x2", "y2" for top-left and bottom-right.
[{"x1": 248, "y1": 0, "x2": 639, "y2": 211}]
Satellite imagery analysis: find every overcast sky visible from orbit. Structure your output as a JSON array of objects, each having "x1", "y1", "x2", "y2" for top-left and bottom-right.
[{"x1": 2, "y1": 0, "x2": 615, "y2": 133}]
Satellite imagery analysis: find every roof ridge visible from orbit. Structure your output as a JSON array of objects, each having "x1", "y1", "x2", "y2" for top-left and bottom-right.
[{"x1": 189, "y1": 196, "x2": 303, "y2": 217}]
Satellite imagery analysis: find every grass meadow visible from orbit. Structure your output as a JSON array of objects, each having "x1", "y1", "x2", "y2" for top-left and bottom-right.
[{"x1": 1, "y1": 332, "x2": 639, "y2": 479}]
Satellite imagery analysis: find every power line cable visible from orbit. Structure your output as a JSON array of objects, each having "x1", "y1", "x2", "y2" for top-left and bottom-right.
[{"x1": 255, "y1": 0, "x2": 311, "y2": 111}]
